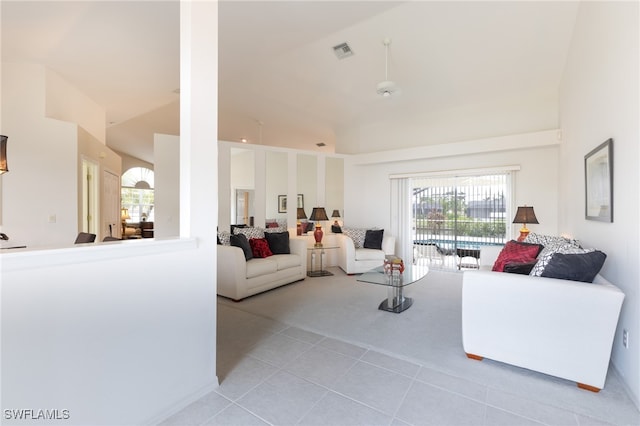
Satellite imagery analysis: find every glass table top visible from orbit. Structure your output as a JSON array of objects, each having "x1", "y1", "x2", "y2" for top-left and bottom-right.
[{"x1": 357, "y1": 263, "x2": 429, "y2": 288}]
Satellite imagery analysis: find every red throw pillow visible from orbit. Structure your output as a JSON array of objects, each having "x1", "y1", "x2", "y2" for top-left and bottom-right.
[
  {"x1": 492, "y1": 240, "x2": 543, "y2": 272},
  {"x1": 249, "y1": 238, "x2": 273, "y2": 258}
]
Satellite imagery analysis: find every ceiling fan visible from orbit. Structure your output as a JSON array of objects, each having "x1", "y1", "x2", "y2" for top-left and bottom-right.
[{"x1": 376, "y1": 38, "x2": 399, "y2": 98}]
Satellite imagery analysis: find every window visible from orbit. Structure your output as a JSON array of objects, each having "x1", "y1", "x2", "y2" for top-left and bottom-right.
[
  {"x1": 121, "y1": 167, "x2": 154, "y2": 223},
  {"x1": 411, "y1": 172, "x2": 511, "y2": 269}
]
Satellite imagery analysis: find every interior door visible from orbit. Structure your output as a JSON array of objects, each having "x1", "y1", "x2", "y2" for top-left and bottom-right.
[
  {"x1": 235, "y1": 189, "x2": 254, "y2": 225},
  {"x1": 103, "y1": 170, "x2": 121, "y2": 239}
]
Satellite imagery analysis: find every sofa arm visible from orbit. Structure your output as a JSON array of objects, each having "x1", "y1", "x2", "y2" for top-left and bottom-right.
[
  {"x1": 288, "y1": 238, "x2": 307, "y2": 274},
  {"x1": 381, "y1": 235, "x2": 396, "y2": 255},
  {"x1": 462, "y1": 270, "x2": 624, "y2": 389},
  {"x1": 336, "y1": 234, "x2": 356, "y2": 273},
  {"x1": 216, "y1": 244, "x2": 249, "y2": 300}
]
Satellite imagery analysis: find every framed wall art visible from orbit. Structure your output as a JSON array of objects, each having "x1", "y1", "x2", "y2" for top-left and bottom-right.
[
  {"x1": 278, "y1": 194, "x2": 304, "y2": 213},
  {"x1": 585, "y1": 138, "x2": 613, "y2": 222}
]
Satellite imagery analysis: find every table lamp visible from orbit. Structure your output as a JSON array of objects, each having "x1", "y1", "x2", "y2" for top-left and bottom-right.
[
  {"x1": 296, "y1": 207, "x2": 307, "y2": 236},
  {"x1": 309, "y1": 207, "x2": 329, "y2": 247},
  {"x1": 0, "y1": 135, "x2": 9, "y2": 174},
  {"x1": 331, "y1": 209, "x2": 342, "y2": 233},
  {"x1": 512, "y1": 206, "x2": 539, "y2": 241}
]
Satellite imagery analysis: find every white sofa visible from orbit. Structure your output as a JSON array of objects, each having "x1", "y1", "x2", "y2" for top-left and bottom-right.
[
  {"x1": 337, "y1": 233, "x2": 396, "y2": 274},
  {"x1": 462, "y1": 245, "x2": 624, "y2": 391},
  {"x1": 217, "y1": 238, "x2": 306, "y2": 301}
]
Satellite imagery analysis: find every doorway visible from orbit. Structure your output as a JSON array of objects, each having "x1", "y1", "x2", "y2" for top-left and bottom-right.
[
  {"x1": 235, "y1": 189, "x2": 254, "y2": 226},
  {"x1": 411, "y1": 173, "x2": 511, "y2": 270},
  {"x1": 81, "y1": 159, "x2": 99, "y2": 235}
]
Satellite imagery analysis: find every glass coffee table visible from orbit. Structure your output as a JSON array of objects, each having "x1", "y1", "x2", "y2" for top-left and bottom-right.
[{"x1": 357, "y1": 262, "x2": 429, "y2": 313}]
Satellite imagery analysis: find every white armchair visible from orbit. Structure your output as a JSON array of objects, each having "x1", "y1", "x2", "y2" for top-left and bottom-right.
[
  {"x1": 337, "y1": 233, "x2": 396, "y2": 274},
  {"x1": 463, "y1": 246, "x2": 624, "y2": 391}
]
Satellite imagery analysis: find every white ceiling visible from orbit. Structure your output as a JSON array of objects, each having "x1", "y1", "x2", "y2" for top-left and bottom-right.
[{"x1": 2, "y1": 1, "x2": 579, "y2": 163}]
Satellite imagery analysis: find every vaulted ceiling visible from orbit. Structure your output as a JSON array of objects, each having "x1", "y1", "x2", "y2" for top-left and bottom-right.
[{"x1": 2, "y1": 1, "x2": 579, "y2": 163}]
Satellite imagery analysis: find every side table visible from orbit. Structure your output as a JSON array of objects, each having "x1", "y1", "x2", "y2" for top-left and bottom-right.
[{"x1": 307, "y1": 246, "x2": 338, "y2": 277}]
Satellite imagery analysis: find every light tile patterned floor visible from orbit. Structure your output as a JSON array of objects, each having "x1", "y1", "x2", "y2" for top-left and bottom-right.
[{"x1": 159, "y1": 302, "x2": 638, "y2": 426}]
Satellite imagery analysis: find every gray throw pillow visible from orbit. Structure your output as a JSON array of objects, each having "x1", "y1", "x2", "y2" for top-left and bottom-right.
[
  {"x1": 265, "y1": 231, "x2": 290, "y2": 254},
  {"x1": 540, "y1": 250, "x2": 606, "y2": 283},
  {"x1": 230, "y1": 233, "x2": 253, "y2": 261},
  {"x1": 363, "y1": 229, "x2": 384, "y2": 250}
]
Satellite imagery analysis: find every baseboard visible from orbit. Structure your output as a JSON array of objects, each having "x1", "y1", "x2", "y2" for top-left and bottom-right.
[
  {"x1": 611, "y1": 363, "x2": 640, "y2": 412},
  {"x1": 144, "y1": 378, "x2": 220, "y2": 425}
]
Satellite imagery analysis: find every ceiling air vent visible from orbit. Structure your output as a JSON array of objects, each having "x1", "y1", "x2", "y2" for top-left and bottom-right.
[{"x1": 333, "y1": 42, "x2": 354, "y2": 59}]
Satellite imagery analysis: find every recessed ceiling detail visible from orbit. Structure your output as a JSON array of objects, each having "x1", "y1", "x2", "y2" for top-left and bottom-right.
[{"x1": 332, "y1": 42, "x2": 354, "y2": 59}]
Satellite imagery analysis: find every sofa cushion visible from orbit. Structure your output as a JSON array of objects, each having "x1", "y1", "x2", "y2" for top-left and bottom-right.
[
  {"x1": 265, "y1": 231, "x2": 290, "y2": 254},
  {"x1": 245, "y1": 258, "x2": 278, "y2": 278},
  {"x1": 530, "y1": 243, "x2": 590, "y2": 277},
  {"x1": 234, "y1": 226, "x2": 265, "y2": 239},
  {"x1": 272, "y1": 253, "x2": 301, "y2": 270},
  {"x1": 355, "y1": 248, "x2": 386, "y2": 261},
  {"x1": 250, "y1": 238, "x2": 273, "y2": 258},
  {"x1": 492, "y1": 240, "x2": 543, "y2": 272},
  {"x1": 364, "y1": 229, "x2": 384, "y2": 250},
  {"x1": 524, "y1": 232, "x2": 581, "y2": 248},
  {"x1": 541, "y1": 250, "x2": 606, "y2": 283},
  {"x1": 230, "y1": 233, "x2": 253, "y2": 260},
  {"x1": 217, "y1": 230, "x2": 231, "y2": 246},
  {"x1": 342, "y1": 228, "x2": 367, "y2": 248},
  {"x1": 503, "y1": 261, "x2": 537, "y2": 275}
]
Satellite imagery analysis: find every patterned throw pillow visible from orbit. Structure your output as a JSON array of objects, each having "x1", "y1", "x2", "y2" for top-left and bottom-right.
[
  {"x1": 530, "y1": 243, "x2": 593, "y2": 277},
  {"x1": 249, "y1": 238, "x2": 273, "y2": 258},
  {"x1": 265, "y1": 226, "x2": 288, "y2": 234},
  {"x1": 217, "y1": 231, "x2": 232, "y2": 246},
  {"x1": 492, "y1": 240, "x2": 543, "y2": 272},
  {"x1": 524, "y1": 233, "x2": 582, "y2": 248},
  {"x1": 342, "y1": 228, "x2": 368, "y2": 248},
  {"x1": 234, "y1": 227, "x2": 265, "y2": 240}
]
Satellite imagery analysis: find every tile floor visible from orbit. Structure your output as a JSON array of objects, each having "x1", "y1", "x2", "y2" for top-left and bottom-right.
[{"x1": 159, "y1": 302, "x2": 638, "y2": 426}]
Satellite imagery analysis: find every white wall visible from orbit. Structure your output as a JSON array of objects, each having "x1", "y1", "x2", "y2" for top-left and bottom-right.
[
  {"x1": 1, "y1": 241, "x2": 216, "y2": 426},
  {"x1": 45, "y1": 68, "x2": 106, "y2": 144},
  {"x1": 119, "y1": 151, "x2": 154, "y2": 174},
  {"x1": 154, "y1": 133, "x2": 180, "y2": 238},
  {"x1": 559, "y1": 1, "x2": 639, "y2": 407},
  {"x1": 1, "y1": 2, "x2": 220, "y2": 424},
  {"x1": 344, "y1": 130, "x2": 560, "y2": 238},
  {"x1": 1, "y1": 62, "x2": 79, "y2": 247},
  {"x1": 266, "y1": 151, "x2": 287, "y2": 219}
]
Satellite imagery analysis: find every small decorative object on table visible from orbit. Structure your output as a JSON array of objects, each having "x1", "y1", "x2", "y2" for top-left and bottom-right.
[{"x1": 384, "y1": 255, "x2": 405, "y2": 275}]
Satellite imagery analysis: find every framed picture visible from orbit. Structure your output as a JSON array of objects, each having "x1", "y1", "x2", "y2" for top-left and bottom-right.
[
  {"x1": 278, "y1": 195, "x2": 287, "y2": 213},
  {"x1": 277, "y1": 194, "x2": 304, "y2": 213},
  {"x1": 585, "y1": 138, "x2": 613, "y2": 222}
]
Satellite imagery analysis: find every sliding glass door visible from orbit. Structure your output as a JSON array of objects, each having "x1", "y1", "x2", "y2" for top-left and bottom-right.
[{"x1": 411, "y1": 173, "x2": 510, "y2": 270}]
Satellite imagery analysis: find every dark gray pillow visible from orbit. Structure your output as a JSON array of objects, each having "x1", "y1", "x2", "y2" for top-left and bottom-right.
[
  {"x1": 363, "y1": 229, "x2": 384, "y2": 250},
  {"x1": 504, "y1": 261, "x2": 537, "y2": 275},
  {"x1": 265, "y1": 231, "x2": 290, "y2": 254},
  {"x1": 230, "y1": 233, "x2": 253, "y2": 260},
  {"x1": 540, "y1": 250, "x2": 606, "y2": 283}
]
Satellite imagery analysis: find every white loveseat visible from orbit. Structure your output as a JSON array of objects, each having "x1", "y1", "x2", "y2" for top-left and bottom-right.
[
  {"x1": 337, "y1": 233, "x2": 396, "y2": 274},
  {"x1": 217, "y1": 238, "x2": 306, "y2": 301},
  {"x1": 462, "y1": 245, "x2": 624, "y2": 391}
]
